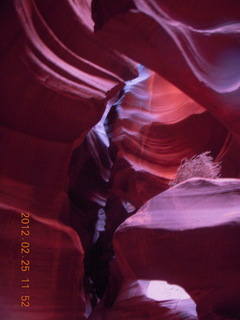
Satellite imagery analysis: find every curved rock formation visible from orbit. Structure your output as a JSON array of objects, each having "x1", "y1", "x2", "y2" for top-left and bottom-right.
[
  {"x1": 89, "y1": 278, "x2": 197, "y2": 320},
  {"x1": 1, "y1": 0, "x2": 240, "y2": 319},
  {"x1": 93, "y1": 0, "x2": 240, "y2": 145},
  {"x1": 0, "y1": 207, "x2": 85, "y2": 320},
  {"x1": 0, "y1": 1, "x2": 136, "y2": 318},
  {"x1": 108, "y1": 66, "x2": 229, "y2": 207},
  {"x1": 112, "y1": 178, "x2": 240, "y2": 319},
  {"x1": 0, "y1": 0, "x2": 137, "y2": 214}
]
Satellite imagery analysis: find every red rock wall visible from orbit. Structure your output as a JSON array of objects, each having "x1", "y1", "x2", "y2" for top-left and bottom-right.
[
  {"x1": 108, "y1": 66, "x2": 229, "y2": 207},
  {"x1": 93, "y1": 0, "x2": 240, "y2": 144},
  {"x1": 1, "y1": 0, "x2": 240, "y2": 319},
  {"x1": 0, "y1": 0, "x2": 136, "y2": 318}
]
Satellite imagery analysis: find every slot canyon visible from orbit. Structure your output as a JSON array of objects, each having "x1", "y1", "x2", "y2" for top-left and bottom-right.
[{"x1": 1, "y1": 1, "x2": 240, "y2": 319}]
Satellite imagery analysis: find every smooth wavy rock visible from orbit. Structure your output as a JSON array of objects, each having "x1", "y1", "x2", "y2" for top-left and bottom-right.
[
  {"x1": 0, "y1": 1, "x2": 137, "y2": 317},
  {"x1": 0, "y1": 0, "x2": 137, "y2": 213},
  {"x1": 0, "y1": 207, "x2": 85, "y2": 320},
  {"x1": 93, "y1": 0, "x2": 240, "y2": 144},
  {"x1": 89, "y1": 279, "x2": 197, "y2": 320},
  {"x1": 113, "y1": 178, "x2": 240, "y2": 319},
  {"x1": 109, "y1": 66, "x2": 228, "y2": 207}
]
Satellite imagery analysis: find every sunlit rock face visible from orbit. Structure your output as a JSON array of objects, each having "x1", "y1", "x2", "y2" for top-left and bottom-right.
[
  {"x1": 0, "y1": 0, "x2": 137, "y2": 214},
  {"x1": 1, "y1": 0, "x2": 240, "y2": 319},
  {"x1": 108, "y1": 66, "x2": 229, "y2": 207},
  {"x1": 93, "y1": 0, "x2": 240, "y2": 145},
  {"x1": 0, "y1": 1, "x2": 136, "y2": 319},
  {"x1": 89, "y1": 279, "x2": 197, "y2": 320},
  {"x1": 113, "y1": 178, "x2": 240, "y2": 320}
]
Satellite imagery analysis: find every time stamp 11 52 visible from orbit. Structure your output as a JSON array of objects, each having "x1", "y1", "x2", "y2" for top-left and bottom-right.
[{"x1": 20, "y1": 212, "x2": 31, "y2": 307}]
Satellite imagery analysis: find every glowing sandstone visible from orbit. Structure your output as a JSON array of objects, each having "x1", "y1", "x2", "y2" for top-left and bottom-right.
[
  {"x1": 1, "y1": 0, "x2": 240, "y2": 319},
  {"x1": 112, "y1": 178, "x2": 240, "y2": 319},
  {"x1": 93, "y1": 0, "x2": 240, "y2": 145},
  {"x1": 109, "y1": 66, "x2": 228, "y2": 207}
]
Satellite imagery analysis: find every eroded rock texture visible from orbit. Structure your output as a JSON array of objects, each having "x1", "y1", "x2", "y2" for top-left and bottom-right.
[
  {"x1": 110, "y1": 178, "x2": 240, "y2": 320},
  {"x1": 1, "y1": 0, "x2": 240, "y2": 319},
  {"x1": 89, "y1": 278, "x2": 197, "y2": 320},
  {"x1": 1, "y1": 0, "x2": 136, "y2": 319},
  {"x1": 93, "y1": 0, "x2": 240, "y2": 143},
  {"x1": 0, "y1": 207, "x2": 85, "y2": 320},
  {"x1": 108, "y1": 66, "x2": 229, "y2": 208}
]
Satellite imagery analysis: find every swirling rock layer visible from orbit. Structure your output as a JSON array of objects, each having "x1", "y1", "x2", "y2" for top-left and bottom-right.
[
  {"x1": 93, "y1": 0, "x2": 240, "y2": 144},
  {"x1": 109, "y1": 66, "x2": 229, "y2": 207},
  {"x1": 113, "y1": 178, "x2": 240, "y2": 319},
  {"x1": 1, "y1": 0, "x2": 240, "y2": 319},
  {"x1": 0, "y1": 207, "x2": 85, "y2": 320}
]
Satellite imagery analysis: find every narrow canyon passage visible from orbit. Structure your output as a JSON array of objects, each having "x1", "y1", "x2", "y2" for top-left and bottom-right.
[{"x1": 1, "y1": 1, "x2": 240, "y2": 319}]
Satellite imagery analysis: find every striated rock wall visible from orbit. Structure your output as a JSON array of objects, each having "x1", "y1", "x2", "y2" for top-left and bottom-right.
[
  {"x1": 89, "y1": 179, "x2": 240, "y2": 319},
  {"x1": 1, "y1": 0, "x2": 240, "y2": 319}
]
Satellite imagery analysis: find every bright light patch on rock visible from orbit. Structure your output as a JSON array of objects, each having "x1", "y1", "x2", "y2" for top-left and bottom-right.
[{"x1": 147, "y1": 280, "x2": 191, "y2": 301}]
